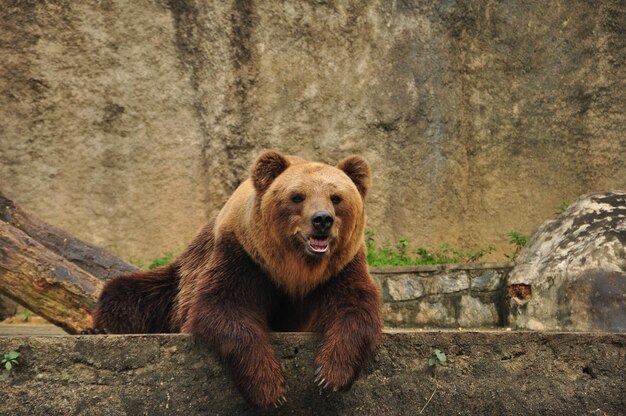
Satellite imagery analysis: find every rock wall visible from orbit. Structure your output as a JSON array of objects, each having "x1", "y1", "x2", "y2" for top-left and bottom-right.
[
  {"x1": 373, "y1": 263, "x2": 511, "y2": 328},
  {"x1": 1, "y1": 0, "x2": 624, "y2": 261}
]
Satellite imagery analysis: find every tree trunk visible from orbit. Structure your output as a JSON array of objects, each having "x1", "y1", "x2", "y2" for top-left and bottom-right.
[
  {"x1": 0, "y1": 221, "x2": 104, "y2": 333},
  {"x1": 0, "y1": 191, "x2": 139, "y2": 333},
  {"x1": 0, "y1": 191, "x2": 138, "y2": 280}
]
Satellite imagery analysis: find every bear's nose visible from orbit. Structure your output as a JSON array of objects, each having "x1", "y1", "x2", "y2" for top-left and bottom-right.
[{"x1": 311, "y1": 211, "x2": 334, "y2": 232}]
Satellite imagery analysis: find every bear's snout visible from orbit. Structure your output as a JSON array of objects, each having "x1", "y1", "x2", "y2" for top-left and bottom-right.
[{"x1": 311, "y1": 211, "x2": 334, "y2": 234}]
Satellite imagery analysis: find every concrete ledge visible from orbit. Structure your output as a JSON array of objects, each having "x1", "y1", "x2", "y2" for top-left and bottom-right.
[
  {"x1": 369, "y1": 263, "x2": 513, "y2": 274},
  {"x1": 1, "y1": 331, "x2": 624, "y2": 415}
]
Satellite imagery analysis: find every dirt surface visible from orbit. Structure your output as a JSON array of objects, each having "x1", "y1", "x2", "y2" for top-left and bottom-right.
[
  {"x1": 1, "y1": 1, "x2": 624, "y2": 262},
  {"x1": 0, "y1": 331, "x2": 624, "y2": 415}
]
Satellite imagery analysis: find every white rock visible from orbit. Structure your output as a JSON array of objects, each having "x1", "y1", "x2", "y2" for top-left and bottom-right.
[{"x1": 508, "y1": 192, "x2": 626, "y2": 331}]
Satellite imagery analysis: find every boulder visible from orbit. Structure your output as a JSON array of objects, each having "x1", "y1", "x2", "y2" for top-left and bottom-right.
[{"x1": 508, "y1": 192, "x2": 626, "y2": 331}]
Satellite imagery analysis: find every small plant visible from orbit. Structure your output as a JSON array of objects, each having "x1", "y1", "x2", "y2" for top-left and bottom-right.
[
  {"x1": 2, "y1": 350, "x2": 20, "y2": 371},
  {"x1": 127, "y1": 253, "x2": 176, "y2": 271},
  {"x1": 506, "y1": 230, "x2": 529, "y2": 261},
  {"x1": 508, "y1": 231, "x2": 528, "y2": 247},
  {"x1": 428, "y1": 349, "x2": 447, "y2": 368},
  {"x1": 555, "y1": 200, "x2": 571, "y2": 216},
  {"x1": 15, "y1": 310, "x2": 33, "y2": 322},
  {"x1": 148, "y1": 252, "x2": 174, "y2": 270},
  {"x1": 420, "y1": 348, "x2": 447, "y2": 414},
  {"x1": 464, "y1": 243, "x2": 497, "y2": 263},
  {"x1": 395, "y1": 238, "x2": 411, "y2": 262},
  {"x1": 417, "y1": 244, "x2": 462, "y2": 264},
  {"x1": 366, "y1": 230, "x2": 495, "y2": 266}
]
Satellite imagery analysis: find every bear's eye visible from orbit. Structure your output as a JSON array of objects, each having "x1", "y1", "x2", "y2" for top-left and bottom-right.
[
  {"x1": 291, "y1": 194, "x2": 305, "y2": 203},
  {"x1": 331, "y1": 195, "x2": 342, "y2": 205}
]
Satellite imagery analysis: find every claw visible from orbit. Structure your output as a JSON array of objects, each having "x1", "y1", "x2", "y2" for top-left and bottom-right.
[
  {"x1": 314, "y1": 374, "x2": 321, "y2": 384},
  {"x1": 333, "y1": 386, "x2": 339, "y2": 392},
  {"x1": 314, "y1": 366, "x2": 321, "y2": 376},
  {"x1": 323, "y1": 381, "x2": 330, "y2": 390},
  {"x1": 318, "y1": 378, "x2": 326, "y2": 387}
]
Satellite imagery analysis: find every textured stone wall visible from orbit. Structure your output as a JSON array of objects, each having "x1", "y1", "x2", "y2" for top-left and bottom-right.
[
  {"x1": 372, "y1": 263, "x2": 511, "y2": 328},
  {"x1": 1, "y1": 0, "x2": 624, "y2": 261}
]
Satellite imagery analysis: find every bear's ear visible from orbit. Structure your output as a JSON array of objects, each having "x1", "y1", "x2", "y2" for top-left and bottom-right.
[
  {"x1": 337, "y1": 155, "x2": 371, "y2": 199},
  {"x1": 251, "y1": 151, "x2": 290, "y2": 193}
]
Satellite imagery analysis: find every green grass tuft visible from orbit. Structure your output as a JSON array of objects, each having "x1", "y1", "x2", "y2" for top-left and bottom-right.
[
  {"x1": 366, "y1": 231, "x2": 495, "y2": 266},
  {"x1": 147, "y1": 252, "x2": 174, "y2": 270}
]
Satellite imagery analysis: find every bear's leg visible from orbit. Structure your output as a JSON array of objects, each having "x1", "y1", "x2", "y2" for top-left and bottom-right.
[
  {"x1": 182, "y1": 238, "x2": 286, "y2": 408},
  {"x1": 311, "y1": 250, "x2": 383, "y2": 391},
  {"x1": 92, "y1": 265, "x2": 179, "y2": 334}
]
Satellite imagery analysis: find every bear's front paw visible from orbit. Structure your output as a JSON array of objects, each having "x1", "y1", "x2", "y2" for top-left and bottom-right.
[
  {"x1": 313, "y1": 354, "x2": 359, "y2": 392},
  {"x1": 241, "y1": 357, "x2": 287, "y2": 408},
  {"x1": 79, "y1": 327, "x2": 108, "y2": 335}
]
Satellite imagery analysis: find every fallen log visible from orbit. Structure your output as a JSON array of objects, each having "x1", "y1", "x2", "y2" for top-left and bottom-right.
[
  {"x1": 0, "y1": 191, "x2": 138, "y2": 280},
  {"x1": 0, "y1": 221, "x2": 103, "y2": 333},
  {"x1": 0, "y1": 191, "x2": 141, "y2": 333}
]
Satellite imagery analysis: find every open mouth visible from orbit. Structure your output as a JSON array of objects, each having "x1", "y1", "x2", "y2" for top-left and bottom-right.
[{"x1": 301, "y1": 234, "x2": 331, "y2": 255}]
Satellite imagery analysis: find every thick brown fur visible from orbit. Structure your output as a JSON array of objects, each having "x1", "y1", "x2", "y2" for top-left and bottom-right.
[{"x1": 92, "y1": 151, "x2": 383, "y2": 408}]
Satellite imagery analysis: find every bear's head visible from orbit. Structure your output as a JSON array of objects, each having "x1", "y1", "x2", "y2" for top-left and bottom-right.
[{"x1": 250, "y1": 151, "x2": 370, "y2": 295}]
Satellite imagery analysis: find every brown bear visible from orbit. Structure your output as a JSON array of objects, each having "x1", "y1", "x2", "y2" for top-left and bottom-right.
[{"x1": 91, "y1": 151, "x2": 383, "y2": 408}]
